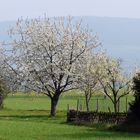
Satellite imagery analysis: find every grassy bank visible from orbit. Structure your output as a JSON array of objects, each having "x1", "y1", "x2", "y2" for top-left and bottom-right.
[{"x1": 0, "y1": 110, "x2": 139, "y2": 140}]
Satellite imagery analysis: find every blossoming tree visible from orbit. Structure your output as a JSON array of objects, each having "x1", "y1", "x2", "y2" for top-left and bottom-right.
[
  {"x1": 98, "y1": 56, "x2": 132, "y2": 112},
  {"x1": 5, "y1": 17, "x2": 99, "y2": 116}
]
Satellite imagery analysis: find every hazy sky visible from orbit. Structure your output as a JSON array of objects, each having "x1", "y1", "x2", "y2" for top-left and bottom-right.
[{"x1": 0, "y1": 0, "x2": 140, "y2": 21}]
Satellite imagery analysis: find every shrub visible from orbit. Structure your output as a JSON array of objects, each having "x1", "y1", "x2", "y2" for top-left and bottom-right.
[
  {"x1": 0, "y1": 79, "x2": 9, "y2": 108},
  {"x1": 129, "y1": 72, "x2": 140, "y2": 120}
]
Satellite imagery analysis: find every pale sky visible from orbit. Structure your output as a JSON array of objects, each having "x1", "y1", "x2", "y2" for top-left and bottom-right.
[{"x1": 0, "y1": 0, "x2": 140, "y2": 21}]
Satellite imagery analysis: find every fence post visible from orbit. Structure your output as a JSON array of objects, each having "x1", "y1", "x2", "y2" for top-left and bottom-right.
[
  {"x1": 79, "y1": 99, "x2": 82, "y2": 111},
  {"x1": 67, "y1": 104, "x2": 69, "y2": 112},
  {"x1": 126, "y1": 97, "x2": 128, "y2": 112},
  {"x1": 108, "y1": 107, "x2": 111, "y2": 112},
  {"x1": 77, "y1": 99, "x2": 79, "y2": 112},
  {"x1": 117, "y1": 100, "x2": 120, "y2": 113},
  {"x1": 96, "y1": 98, "x2": 99, "y2": 112},
  {"x1": 80, "y1": 103, "x2": 82, "y2": 111}
]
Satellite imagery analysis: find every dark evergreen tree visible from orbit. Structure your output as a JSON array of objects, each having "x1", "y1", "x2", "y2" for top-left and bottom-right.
[{"x1": 129, "y1": 72, "x2": 140, "y2": 120}]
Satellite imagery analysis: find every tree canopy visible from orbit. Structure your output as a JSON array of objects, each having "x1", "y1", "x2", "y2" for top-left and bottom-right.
[{"x1": 4, "y1": 17, "x2": 99, "y2": 116}]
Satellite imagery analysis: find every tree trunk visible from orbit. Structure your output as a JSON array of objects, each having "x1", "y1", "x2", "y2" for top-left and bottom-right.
[
  {"x1": 114, "y1": 101, "x2": 118, "y2": 113},
  {"x1": 85, "y1": 97, "x2": 89, "y2": 112},
  {"x1": 50, "y1": 96, "x2": 59, "y2": 116},
  {"x1": 85, "y1": 90, "x2": 90, "y2": 112},
  {"x1": 113, "y1": 95, "x2": 118, "y2": 113}
]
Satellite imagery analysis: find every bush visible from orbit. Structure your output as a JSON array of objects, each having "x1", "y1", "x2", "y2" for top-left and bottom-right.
[
  {"x1": 129, "y1": 72, "x2": 140, "y2": 120},
  {"x1": 0, "y1": 79, "x2": 9, "y2": 108}
]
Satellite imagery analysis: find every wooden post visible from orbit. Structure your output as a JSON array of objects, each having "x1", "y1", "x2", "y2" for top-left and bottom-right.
[
  {"x1": 67, "y1": 104, "x2": 69, "y2": 112},
  {"x1": 80, "y1": 103, "x2": 82, "y2": 111},
  {"x1": 83, "y1": 100, "x2": 85, "y2": 111},
  {"x1": 126, "y1": 97, "x2": 128, "y2": 112},
  {"x1": 77, "y1": 99, "x2": 79, "y2": 112},
  {"x1": 96, "y1": 99, "x2": 99, "y2": 112},
  {"x1": 108, "y1": 107, "x2": 111, "y2": 113}
]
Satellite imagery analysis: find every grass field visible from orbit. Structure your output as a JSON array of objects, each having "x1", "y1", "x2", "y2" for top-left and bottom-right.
[
  {"x1": 0, "y1": 94, "x2": 139, "y2": 140},
  {"x1": 4, "y1": 94, "x2": 134, "y2": 112}
]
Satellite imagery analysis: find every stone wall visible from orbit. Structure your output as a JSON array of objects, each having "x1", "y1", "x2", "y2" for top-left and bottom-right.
[{"x1": 67, "y1": 110, "x2": 128, "y2": 124}]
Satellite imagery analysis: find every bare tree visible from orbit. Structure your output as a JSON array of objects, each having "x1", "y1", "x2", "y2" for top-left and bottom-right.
[{"x1": 4, "y1": 17, "x2": 99, "y2": 116}]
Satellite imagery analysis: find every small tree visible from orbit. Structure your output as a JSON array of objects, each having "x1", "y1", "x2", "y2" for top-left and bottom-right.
[
  {"x1": 129, "y1": 72, "x2": 140, "y2": 119},
  {"x1": 98, "y1": 56, "x2": 132, "y2": 113},
  {"x1": 4, "y1": 16, "x2": 99, "y2": 116},
  {"x1": 77, "y1": 52, "x2": 102, "y2": 111}
]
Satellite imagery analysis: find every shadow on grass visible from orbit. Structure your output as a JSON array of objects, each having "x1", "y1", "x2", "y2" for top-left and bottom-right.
[
  {"x1": 46, "y1": 128, "x2": 140, "y2": 139},
  {"x1": 65, "y1": 122, "x2": 140, "y2": 139},
  {"x1": 0, "y1": 109, "x2": 66, "y2": 123}
]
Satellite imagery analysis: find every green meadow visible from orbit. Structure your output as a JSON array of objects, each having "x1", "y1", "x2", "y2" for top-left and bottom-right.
[
  {"x1": 0, "y1": 94, "x2": 139, "y2": 140},
  {"x1": 4, "y1": 93, "x2": 134, "y2": 112}
]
